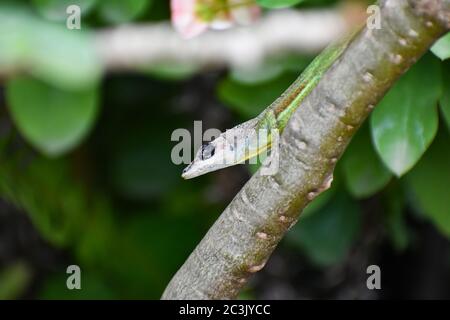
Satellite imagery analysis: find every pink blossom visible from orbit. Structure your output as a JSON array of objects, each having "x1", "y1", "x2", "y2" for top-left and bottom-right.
[
  {"x1": 171, "y1": 0, "x2": 261, "y2": 39},
  {"x1": 171, "y1": 0, "x2": 208, "y2": 39}
]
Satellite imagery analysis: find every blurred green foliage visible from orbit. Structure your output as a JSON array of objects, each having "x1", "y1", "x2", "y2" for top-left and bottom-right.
[
  {"x1": 406, "y1": 129, "x2": 450, "y2": 236},
  {"x1": 98, "y1": 0, "x2": 153, "y2": 24},
  {"x1": 218, "y1": 72, "x2": 297, "y2": 118},
  {"x1": 32, "y1": 0, "x2": 98, "y2": 21},
  {"x1": 0, "y1": 3, "x2": 101, "y2": 90},
  {"x1": 0, "y1": 0, "x2": 450, "y2": 299},
  {"x1": 441, "y1": 61, "x2": 450, "y2": 130},
  {"x1": 342, "y1": 124, "x2": 392, "y2": 199},
  {"x1": 6, "y1": 77, "x2": 99, "y2": 156},
  {"x1": 0, "y1": 262, "x2": 31, "y2": 299},
  {"x1": 288, "y1": 192, "x2": 362, "y2": 266},
  {"x1": 257, "y1": 0, "x2": 305, "y2": 8}
]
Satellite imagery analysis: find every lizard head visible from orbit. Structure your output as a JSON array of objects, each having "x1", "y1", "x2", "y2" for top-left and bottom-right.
[
  {"x1": 181, "y1": 134, "x2": 237, "y2": 179},
  {"x1": 181, "y1": 117, "x2": 262, "y2": 179}
]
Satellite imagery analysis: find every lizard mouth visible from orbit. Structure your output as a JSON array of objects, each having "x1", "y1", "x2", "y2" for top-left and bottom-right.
[{"x1": 181, "y1": 163, "x2": 194, "y2": 179}]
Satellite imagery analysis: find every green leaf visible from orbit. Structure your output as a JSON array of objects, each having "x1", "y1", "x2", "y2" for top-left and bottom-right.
[
  {"x1": 218, "y1": 73, "x2": 297, "y2": 118},
  {"x1": 32, "y1": 0, "x2": 98, "y2": 21},
  {"x1": 406, "y1": 129, "x2": 450, "y2": 237},
  {"x1": 31, "y1": 24, "x2": 101, "y2": 91},
  {"x1": 440, "y1": 60, "x2": 450, "y2": 132},
  {"x1": 99, "y1": 0, "x2": 152, "y2": 24},
  {"x1": 431, "y1": 32, "x2": 450, "y2": 60},
  {"x1": 6, "y1": 77, "x2": 99, "y2": 156},
  {"x1": 256, "y1": 0, "x2": 304, "y2": 8},
  {"x1": 287, "y1": 192, "x2": 361, "y2": 266},
  {"x1": 371, "y1": 53, "x2": 441, "y2": 177},
  {"x1": 342, "y1": 124, "x2": 392, "y2": 198},
  {"x1": 0, "y1": 5, "x2": 101, "y2": 91}
]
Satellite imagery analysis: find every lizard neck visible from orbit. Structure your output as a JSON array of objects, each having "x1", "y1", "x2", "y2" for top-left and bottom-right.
[{"x1": 262, "y1": 31, "x2": 356, "y2": 133}]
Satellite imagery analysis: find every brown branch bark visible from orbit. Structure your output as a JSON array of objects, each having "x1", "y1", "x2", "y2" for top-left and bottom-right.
[{"x1": 161, "y1": 0, "x2": 450, "y2": 300}]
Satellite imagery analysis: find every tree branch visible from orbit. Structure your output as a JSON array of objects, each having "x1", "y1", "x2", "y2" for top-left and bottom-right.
[
  {"x1": 95, "y1": 9, "x2": 350, "y2": 70},
  {"x1": 161, "y1": 0, "x2": 450, "y2": 300}
]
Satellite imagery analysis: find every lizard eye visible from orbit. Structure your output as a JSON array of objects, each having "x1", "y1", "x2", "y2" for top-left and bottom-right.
[{"x1": 201, "y1": 143, "x2": 215, "y2": 160}]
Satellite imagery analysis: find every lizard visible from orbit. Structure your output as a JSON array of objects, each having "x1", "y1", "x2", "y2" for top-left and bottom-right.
[{"x1": 182, "y1": 31, "x2": 356, "y2": 179}]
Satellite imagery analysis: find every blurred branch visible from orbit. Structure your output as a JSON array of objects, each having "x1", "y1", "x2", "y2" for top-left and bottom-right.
[
  {"x1": 162, "y1": 0, "x2": 450, "y2": 300},
  {"x1": 95, "y1": 9, "x2": 351, "y2": 70},
  {"x1": 0, "y1": 7, "x2": 362, "y2": 88}
]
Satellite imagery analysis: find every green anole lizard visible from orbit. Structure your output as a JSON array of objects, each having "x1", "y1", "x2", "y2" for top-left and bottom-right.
[{"x1": 182, "y1": 31, "x2": 356, "y2": 179}]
